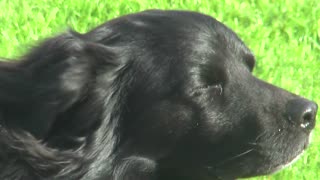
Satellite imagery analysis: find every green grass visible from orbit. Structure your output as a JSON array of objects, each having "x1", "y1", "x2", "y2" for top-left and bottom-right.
[{"x1": 0, "y1": 0, "x2": 319, "y2": 179}]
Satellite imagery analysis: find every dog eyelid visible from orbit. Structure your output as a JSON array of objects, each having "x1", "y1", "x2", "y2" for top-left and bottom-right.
[
  {"x1": 196, "y1": 84, "x2": 223, "y2": 95},
  {"x1": 208, "y1": 84, "x2": 223, "y2": 95}
]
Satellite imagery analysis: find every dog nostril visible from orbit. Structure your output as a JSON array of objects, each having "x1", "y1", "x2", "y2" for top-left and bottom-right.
[
  {"x1": 286, "y1": 99, "x2": 318, "y2": 131},
  {"x1": 300, "y1": 109, "x2": 315, "y2": 128}
]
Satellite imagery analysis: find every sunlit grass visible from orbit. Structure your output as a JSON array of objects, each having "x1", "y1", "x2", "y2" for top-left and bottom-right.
[{"x1": 0, "y1": 0, "x2": 319, "y2": 179}]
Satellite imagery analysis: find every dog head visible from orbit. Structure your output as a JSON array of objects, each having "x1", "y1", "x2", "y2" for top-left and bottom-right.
[{"x1": 0, "y1": 10, "x2": 317, "y2": 180}]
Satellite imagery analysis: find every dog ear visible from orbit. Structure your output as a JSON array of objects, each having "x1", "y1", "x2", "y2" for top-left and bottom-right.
[{"x1": 0, "y1": 32, "x2": 118, "y2": 139}]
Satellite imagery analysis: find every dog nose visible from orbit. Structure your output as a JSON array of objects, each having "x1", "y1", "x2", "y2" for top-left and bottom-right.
[{"x1": 286, "y1": 99, "x2": 318, "y2": 131}]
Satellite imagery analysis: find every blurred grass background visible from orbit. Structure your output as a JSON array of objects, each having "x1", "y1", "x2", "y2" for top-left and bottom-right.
[{"x1": 0, "y1": 0, "x2": 319, "y2": 179}]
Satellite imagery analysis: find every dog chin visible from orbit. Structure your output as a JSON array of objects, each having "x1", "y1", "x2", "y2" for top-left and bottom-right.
[
  {"x1": 266, "y1": 134, "x2": 311, "y2": 175},
  {"x1": 270, "y1": 149, "x2": 304, "y2": 174}
]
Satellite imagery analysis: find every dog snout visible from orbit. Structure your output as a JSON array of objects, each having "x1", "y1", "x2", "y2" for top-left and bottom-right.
[{"x1": 286, "y1": 99, "x2": 318, "y2": 131}]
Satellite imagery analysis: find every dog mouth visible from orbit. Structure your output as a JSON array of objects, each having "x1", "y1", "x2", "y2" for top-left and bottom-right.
[
  {"x1": 198, "y1": 120, "x2": 314, "y2": 179},
  {"x1": 267, "y1": 133, "x2": 311, "y2": 174},
  {"x1": 232, "y1": 131, "x2": 312, "y2": 179},
  {"x1": 269, "y1": 147, "x2": 305, "y2": 174}
]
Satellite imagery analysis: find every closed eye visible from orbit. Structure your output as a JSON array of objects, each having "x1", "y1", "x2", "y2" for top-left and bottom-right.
[
  {"x1": 194, "y1": 84, "x2": 223, "y2": 96},
  {"x1": 207, "y1": 84, "x2": 223, "y2": 95}
]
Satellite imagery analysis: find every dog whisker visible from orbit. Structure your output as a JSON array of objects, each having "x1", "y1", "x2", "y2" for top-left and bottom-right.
[
  {"x1": 254, "y1": 130, "x2": 268, "y2": 142},
  {"x1": 215, "y1": 149, "x2": 254, "y2": 167}
]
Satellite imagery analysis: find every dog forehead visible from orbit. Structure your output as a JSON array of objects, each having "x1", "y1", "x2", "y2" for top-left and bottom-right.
[
  {"x1": 132, "y1": 11, "x2": 252, "y2": 64},
  {"x1": 91, "y1": 10, "x2": 253, "y2": 88},
  {"x1": 92, "y1": 10, "x2": 218, "y2": 45},
  {"x1": 91, "y1": 10, "x2": 251, "y2": 60}
]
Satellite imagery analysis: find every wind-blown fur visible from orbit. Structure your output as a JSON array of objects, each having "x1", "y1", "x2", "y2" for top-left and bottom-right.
[{"x1": 0, "y1": 10, "x2": 317, "y2": 180}]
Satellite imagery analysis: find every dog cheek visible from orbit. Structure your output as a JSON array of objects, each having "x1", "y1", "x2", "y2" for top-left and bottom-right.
[{"x1": 133, "y1": 101, "x2": 196, "y2": 147}]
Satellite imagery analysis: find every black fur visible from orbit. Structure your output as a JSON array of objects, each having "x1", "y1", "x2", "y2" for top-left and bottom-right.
[{"x1": 0, "y1": 10, "x2": 317, "y2": 180}]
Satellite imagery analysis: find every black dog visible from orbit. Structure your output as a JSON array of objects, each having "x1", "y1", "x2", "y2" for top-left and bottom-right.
[{"x1": 0, "y1": 10, "x2": 317, "y2": 180}]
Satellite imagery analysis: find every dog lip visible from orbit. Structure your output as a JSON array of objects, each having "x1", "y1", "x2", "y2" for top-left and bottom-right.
[
  {"x1": 272, "y1": 149, "x2": 304, "y2": 174},
  {"x1": 268, "y1": 135, "x2": 310, "y2": 175}
]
